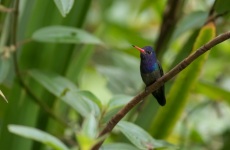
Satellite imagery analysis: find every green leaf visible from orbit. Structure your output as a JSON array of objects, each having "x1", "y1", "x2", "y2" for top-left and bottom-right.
[
  {"x1": 172, "y1": 11, "x2": 208, "y2": 39},
  {"x1": 117, "y1": 121, "x2": 175, "y2": 149},
  {"x1": 66, "y1": 45, "x2": 95, "y2": 83},
  {"x1": 80, "y1": 68, "x2": 112, "y2": 104},
  {"x1": 8, "y1": 125, "x2": 69, "y2": 150},
  {"x1": 29, "y1": 70, "x2": 77, "y2": 97},
  {"x1": 76, "y1": 90, "x2": 102, "y2": 109},
  {"x1": 0, "y1": 0, "x2": 93, "y2": 150},
  {"x1": 32, "y1": 26, "x2": 103, "y2": 45},
  {"x1": 76, "y1": 134, "x2": 94, "y2": 150},
  {"x1": 76, "y1": 113, "x2": 98, "y2": 150},
  {"x1": 61, "y1": 90, "x2": 101, "y2": 117},
  {"x1": 81, "y1": 113, "x2": 98, "y2": 139},
  {"x1": 150, "y1": 23, "x2": 216, "y2": 138},
  {"x1": 53, "y1": 0, "x2": 74, "y2": 17},
  {"x1": 108, "y1": 95, "x2": 132, "y2": 111},
  {"x1": 103, "y1": 95, "x2": 132, "y2": 122},
  {"x1": 29, "y1": 70, "x2": 101, "y2": 117},
  {"x1": 195, "y1": 81, "x2": 230, "y2": 105},
  {"x1": 170, "y1": 30, "x2": 199, "y2": 69},
  {"x1": 189, "y1": 128, "x2": 205, "y2": 144},
  {"x1": 0, "y1": 58, "x2": 11, "y2": 84},
  {"x1": 101, "y1": 143, "x2": 139, "y2": 150},
  {"x1": 214, "y1": 0, "x2": 230, "y2": 14}
]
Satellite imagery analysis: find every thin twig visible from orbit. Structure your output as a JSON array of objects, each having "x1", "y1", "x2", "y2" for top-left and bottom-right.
[
  {"x1": 205, "y1": 11, "x2": 229, "y2": 25},
  {"x1": 11, "y1": 0, "x2": 68, "y2": 127},
  {"x1": 12, "y1": 0, "x2": 19, "y2": 75},
  {"x1": 91, "y1": 31, "x2": 230, "y2": 150},
  {"x1": 0, "y1": 5, "x2": 14, "y2": 13},
  {"x1": 208, "y1": 0, "x2": 217, "y2": 17},
  {"x1": 0, "y1": 39, "x2": 32, "y2": 57}
]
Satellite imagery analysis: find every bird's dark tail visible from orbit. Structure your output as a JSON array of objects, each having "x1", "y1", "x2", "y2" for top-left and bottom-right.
[{"x1": 152, "y1": 86, "x2": 166, "y2": 106}]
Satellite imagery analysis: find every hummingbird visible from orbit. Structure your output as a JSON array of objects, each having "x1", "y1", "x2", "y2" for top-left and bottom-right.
[{"x1": 133, "y1": 45, "x2": 166, "y2": 106}]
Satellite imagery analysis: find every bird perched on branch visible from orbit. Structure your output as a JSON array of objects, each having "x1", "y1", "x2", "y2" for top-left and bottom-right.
[{"x1": 133, "y1": 45, "x2": 166, "y2": 106}]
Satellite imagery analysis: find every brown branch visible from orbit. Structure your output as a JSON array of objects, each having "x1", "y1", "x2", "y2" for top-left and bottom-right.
[
  {"x1": 204, "y1": 11, "x2": 229, "y2": 25},
  {"x1": 0, "y1": 39, "x2": 32, "y2": 58},
  {"x1": 208, "y1": 0, "x2": 217, "y2": 17},
  {"x1": 155, "y1": 0, "x2": 184, "y2": 55},
  {"x1": 91, "y1": 31, "x2": 230, "y2": 150},
  {"x1": 11, "y1": 0, "x2": 68, "y2": 127}
]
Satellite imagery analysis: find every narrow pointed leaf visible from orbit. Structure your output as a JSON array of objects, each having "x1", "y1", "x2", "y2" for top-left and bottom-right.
[
  {"x1": 195, "y1": 81, "x2": 230, "y2": 105},
  {"x1": 81, "y1": 113, "x2": 98, "y2": 139},
  {"x1": 103, "y1": 95, "x2": 132, "y2": 122},
  {"x1": 117, "y1": 121, "x2": 174, "y2": 150},
  {"x1": 29, "y1": 70, "x2": 77, "y2": 97},
  {"x1": 170, "y1": 30, "x2": 199, "y2": 69},
  {"x1": 29, "y1": 70, "x2": 101, "y2": 117},
  {"x1": 0, "y1": 90, "x2": 7, "y2": 103},
  {"x1": 76, "y1": 113, "x2": 98, "y2": 150},
  {"x1": 32, "y1": 26, "x2": 103, "y2": 45},
  {"x1": 101, "y1": 143, "x2": 139, "y2": 150},
  {"x1": 53, "y1": 0, "x2": 74, "y2": 17},
  {"x1": 150, "y1": 23, "x2": 216, "y2": 138},
  {"x1": 60, "y1": 90, "x2": 101, "y2": 117},
  {"x1": 108, "y1": 95, "x2": 133, "y2": 111},
  {"x1": 172, "y1": 11, "x2": 208, "y2": 39},
  {"x1": 76, "y1": 90, "x2": 102, "y2": 109},
  {"x1": 8, "y1": 125, "x2": 69, "y2": 150}
]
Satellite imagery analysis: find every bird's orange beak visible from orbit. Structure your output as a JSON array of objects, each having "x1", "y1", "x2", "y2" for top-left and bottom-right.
[{"x1": 132, "y1": 45, "x2": 146, "y2": 54}]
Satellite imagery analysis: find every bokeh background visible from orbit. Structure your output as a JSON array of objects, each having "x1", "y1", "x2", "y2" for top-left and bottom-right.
[{"x1": 0, "y1": 0, "x2": 230, "y2": 149}]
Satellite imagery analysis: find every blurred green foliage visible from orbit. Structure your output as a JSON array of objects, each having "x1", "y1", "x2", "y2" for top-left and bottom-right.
[{"x1": 0, "y1": 0, "x2": 230, "y2": 150}]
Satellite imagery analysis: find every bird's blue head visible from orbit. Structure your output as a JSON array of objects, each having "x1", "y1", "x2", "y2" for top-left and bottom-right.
[{"x1": 133, "y1": 45, "x2": 158, "y2": 73}]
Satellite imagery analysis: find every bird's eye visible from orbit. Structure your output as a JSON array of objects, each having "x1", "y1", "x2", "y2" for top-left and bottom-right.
[{"x1": 147, "y1": 51, "x2": 152, "y2": 54}]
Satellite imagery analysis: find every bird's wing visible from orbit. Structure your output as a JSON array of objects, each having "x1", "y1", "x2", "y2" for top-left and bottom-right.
[
  {"x1": 156, "y1": 60, "x2": 166, "y2": 106},
  {"x1": 157, "y1": 60, "x2": 164, "y2": 76}
]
